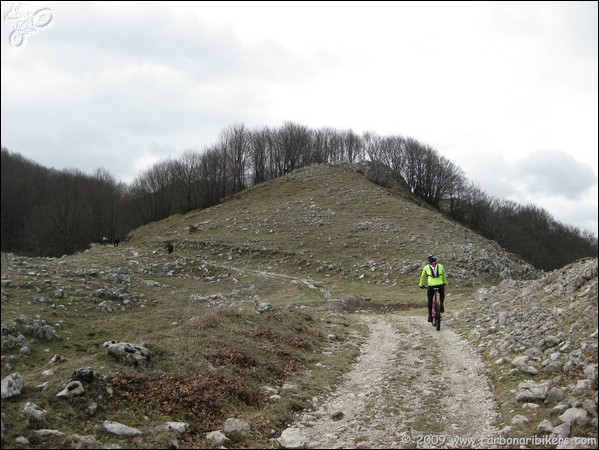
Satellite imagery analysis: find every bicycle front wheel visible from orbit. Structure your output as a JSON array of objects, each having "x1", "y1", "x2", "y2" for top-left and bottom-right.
[{"x1": 435, "y1": 302, "x2": 441, "y2": 331}]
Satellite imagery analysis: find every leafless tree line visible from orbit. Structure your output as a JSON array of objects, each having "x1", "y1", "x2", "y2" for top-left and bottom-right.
[{"x1": 2, "y1": 122, "x2": 596, "y2": 270}]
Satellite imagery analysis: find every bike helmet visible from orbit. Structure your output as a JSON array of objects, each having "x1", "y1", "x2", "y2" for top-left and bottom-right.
[{"x1": 427, "y1": 254, "x2": 437, "y2": 263}]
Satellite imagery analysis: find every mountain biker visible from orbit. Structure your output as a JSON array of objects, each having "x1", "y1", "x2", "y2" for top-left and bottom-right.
[{"x1": 418, "y1": 254, "x2": 447, "y2": 322}]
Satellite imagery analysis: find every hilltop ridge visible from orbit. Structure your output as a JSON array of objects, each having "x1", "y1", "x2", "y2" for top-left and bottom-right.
[{"x1": 130, "y1": 163, "x2": 539, "y2": 290}]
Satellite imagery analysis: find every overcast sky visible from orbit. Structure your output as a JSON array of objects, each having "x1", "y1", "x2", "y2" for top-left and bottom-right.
[{"x1": 1, "y1": 1, "x2": 597, "y2": 237}]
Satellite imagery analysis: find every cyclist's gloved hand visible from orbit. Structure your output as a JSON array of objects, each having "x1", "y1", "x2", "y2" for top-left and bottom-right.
[{"x1": 420, "y1": 285, "x2": 425, "y2": 289}]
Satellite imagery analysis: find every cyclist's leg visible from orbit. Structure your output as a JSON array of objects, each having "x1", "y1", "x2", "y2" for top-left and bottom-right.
[
  {"x1": 439, "y1": 285, "x2": 445, "y2": 312},
  {"x1": 427, "y1": 287, "x2": 433, "y2": 321}
]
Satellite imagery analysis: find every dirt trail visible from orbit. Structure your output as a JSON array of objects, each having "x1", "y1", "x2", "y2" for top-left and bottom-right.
[{"x1": 283, "y1": 314, "x2": 501, "y2": 449}]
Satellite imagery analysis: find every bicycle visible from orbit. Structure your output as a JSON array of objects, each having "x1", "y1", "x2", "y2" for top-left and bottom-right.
[
  {"x1": 4, "y1": 4, "x2": 53, "y2": 47},
  {"x1": 431, "y1": 287, "x2": 441, "y2": 331}
]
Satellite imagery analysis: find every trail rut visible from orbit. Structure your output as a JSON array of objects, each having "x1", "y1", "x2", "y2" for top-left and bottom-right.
[{"x1": 281, "y1": 314, "x2": 501, "y2": 449}]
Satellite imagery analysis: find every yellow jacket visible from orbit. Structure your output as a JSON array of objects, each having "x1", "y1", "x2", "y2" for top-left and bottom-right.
[{"x1": 419, "y1": 263, "x2": 446, "y2": 287}]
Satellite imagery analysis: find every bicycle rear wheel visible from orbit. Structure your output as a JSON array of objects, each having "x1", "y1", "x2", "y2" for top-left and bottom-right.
[{"x1": 435, "y1": 301, "x2": 441, "y2": 331}]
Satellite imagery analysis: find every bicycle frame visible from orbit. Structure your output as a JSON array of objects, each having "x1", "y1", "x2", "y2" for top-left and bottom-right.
[{"x1": 431, "y1": 287, "x2": 441, "y2": 331}]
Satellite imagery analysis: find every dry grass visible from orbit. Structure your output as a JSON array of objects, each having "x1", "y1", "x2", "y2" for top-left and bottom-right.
[
  {"x1": 1, "y1": 163, "x2": 538, "y2": 448},
  {"x1": 0, "y1": 240, "x2": 364, "y2": 448}
]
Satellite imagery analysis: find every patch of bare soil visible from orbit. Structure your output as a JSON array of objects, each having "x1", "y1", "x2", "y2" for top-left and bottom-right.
[{"x1": 285, "y1": 314, "x2": 501, "y2": 449}]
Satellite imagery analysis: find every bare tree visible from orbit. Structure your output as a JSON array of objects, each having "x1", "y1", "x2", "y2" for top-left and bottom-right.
[
  {"x1": 44, "y1": 169, "x2": 88, "y2": 255},
  {"x1": 128, "y1": 160, "x2": 178, "y2": 225},
  {"x1": 87, "y1": 168, "x2": 125, "y2": 242},
  {"x1": 249, "y1": 127, "x2": 273, "y2": 184},
  {"x1": 219, "y1": 124, "x2": 249, "y2": 194},
  {"x1": 200, "y1": 146, "x2": 226, "y2": 207},
  {"x1": 274, "y1": 121, "x2": 311, "y2": 175},
  {"x1": 363, "y1": 131, "x2": 381, "y2": 162},
  {"x1": 1, "y1": 148, "x2": 46, "y2": 252},
  {"x1": 171, "y1": 149, "x2": 203, "y2": 212},
  {"x1": 313, "y1": 127, "x2": 337, "y2": 163},
  {"x1": 343, "y1": 129, "x2": 364, "y2": 163},
  {"x1": 446, "y1": 179, "x2": 490, "y2": 228}
]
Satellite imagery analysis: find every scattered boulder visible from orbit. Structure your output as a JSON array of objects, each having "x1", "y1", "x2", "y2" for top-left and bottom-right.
[
  {"x1": 516, "y1": 380, "x2": 550, "y2": 402},
  {"x1": 223, "y1": 418, "x2": 251, "y2": 436},
  {"x1": 23, "y1": 402, "x2": 47, "y2": 421},
  {"x1": 206, "y1": 430, "x2": 230, "y2": 446},
  {"x1": 558, "y1": 408, "x2": 589, "y2": 427},
  {"x1": 1, "y1": 372, "x2": 24, "y2": 399},
  {"x1": 56, "y1": 381, "x2": 85, "y2": 398},
  {"x1": 103, "y1": 420, "x2": 143, "y2": 437},
  {"x1": 103, "y1": 341, "x2": 151, "y2": 367},
  {"x1": 278, "y1": 427, "x2": 307, "y2": 449}
]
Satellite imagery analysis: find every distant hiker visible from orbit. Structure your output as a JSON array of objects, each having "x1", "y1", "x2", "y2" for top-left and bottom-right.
[
  {"x1": 418, "y1": 254, "x2": 447, "y2": 322},
  {"x1": 102, "y1": 236, "x2": 108, "y2": 245},
  {"x1": 114, "y1": 237, "x2": 120, "y2": 247},
  {"x1": 165, "y1": 242, "x2": 174, "y2": 254}
]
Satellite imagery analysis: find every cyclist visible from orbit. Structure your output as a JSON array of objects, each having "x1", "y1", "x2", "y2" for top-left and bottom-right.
[{"x1": 418, "y1": 254, "x2": 447, "y2": 322}]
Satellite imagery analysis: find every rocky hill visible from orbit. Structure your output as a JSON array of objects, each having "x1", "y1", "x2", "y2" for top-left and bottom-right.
[
  {"x1": 450, "y1": 257, "x2": 598, "y2": 445},
  {"x1": 1, "y1": 163, "x2": 596, "y2": 449},
  {"x1": 130, "y1": 163, "x2": 538, "y2": 287}
]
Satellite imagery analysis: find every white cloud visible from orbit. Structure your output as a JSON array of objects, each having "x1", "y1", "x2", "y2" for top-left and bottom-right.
[
  {"x1": 516, "y1": 150, "x2": 596, "y2": 199},
  {"x1": 1, "y1": 1, "x2": 597, "y2": 236},
  {"x1": 464, "y1": 150, "x2": 598, "y2": 236}
]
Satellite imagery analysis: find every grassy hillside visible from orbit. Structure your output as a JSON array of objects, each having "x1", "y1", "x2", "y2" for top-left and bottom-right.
[
  {"x1": 130, "y1": 163, "x2": 536, "y2": 303},
  {"x1": 1, "y1": 163, "x2": 543, "y2": 448}
]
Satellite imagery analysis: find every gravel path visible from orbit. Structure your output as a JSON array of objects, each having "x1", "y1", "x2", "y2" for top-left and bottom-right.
[{"x1": 280, "y1": 314, "x2": 501, "y2": 449}]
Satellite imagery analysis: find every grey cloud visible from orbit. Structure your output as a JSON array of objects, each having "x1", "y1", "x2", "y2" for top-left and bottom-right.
[
  {"x1": 567, "y1": 1, "x2": 598, "y2": 56},
  {"x1": 39, "y1": 3, "x2": 327, "y2": 86},
  {"x1": 467, "y1": 157, "x2": 518, "y2": 200},
  {"x1": 464, "y1": 152, "x2": 597, "y2": 236},
  {"x1": 36, "y1": 5, "x2": 240, "y2": 80},
  {"x1": 515, "y1": 150, "x2": 596, "y2": 200},
  {"x1": 1, "y1": 89, "x2": 234, "y2": 183}
]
